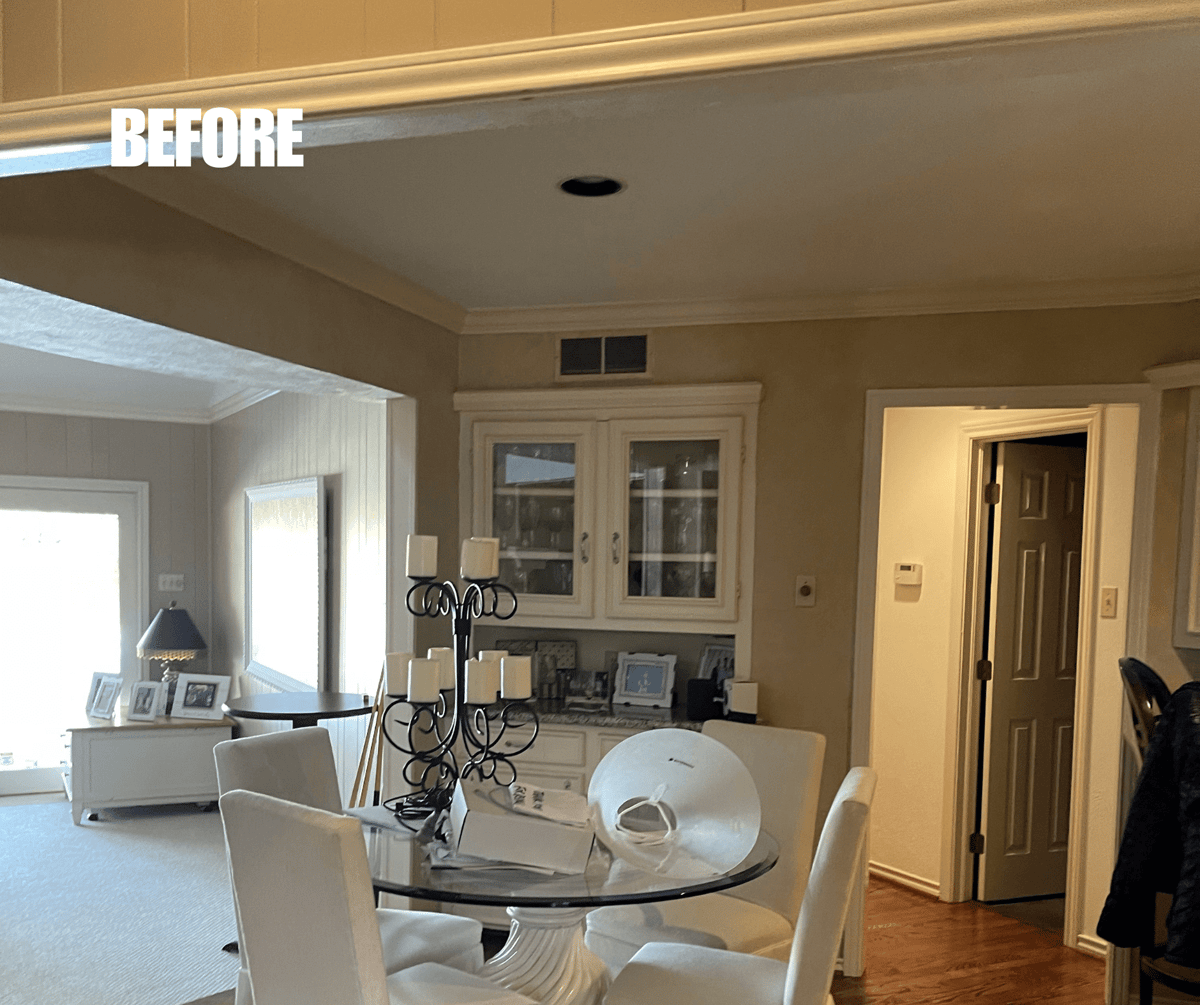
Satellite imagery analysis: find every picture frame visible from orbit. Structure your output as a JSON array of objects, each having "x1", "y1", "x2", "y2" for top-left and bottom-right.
[
  {"x1": 86, "y1": 674, "x2": 122, "y2": 720},
  {"x1": 613, "y1": 653, "x2": 677, "y2": 709},
  {"x1": 127, "y1": 680, "x2": 164, "y2": 721},
  {"x1": 699, "y1": 642, "x2": 736, "y2": 685},
  {"x1": 170, "y1": 673, "x2": 230, "y2": 720}
]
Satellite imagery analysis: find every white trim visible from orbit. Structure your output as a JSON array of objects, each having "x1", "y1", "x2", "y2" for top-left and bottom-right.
[
  {"x1": 454, "y1": 382, "x2": 762, "y2": 415},
  {"x1": 0, "y1": 387, "x2": 278, "y2": 425},
  {"x1": 1076, "y1": 934, "x2": 1110, "y2": 960},
  {"x1": 851, "y1": 382, "x2": 1157, "y2": 1004},
  {"x1": 208, "y1": 389, "x2": 279, "y2": 422},
  {"x1": 1174, "y1": 389, "x2": 1200, "y2": 648},
  {"x1": 943, "y1": 409, "x2": 1101, "y2": 951},
  {"x1": 868, "y1": 860, "x2": 940, "y2": 898},
  {"x1": 460, "y1": 272, "x2": 1200, "y2": 334},
  {"x1": 1144, "y1": 360, "x2": 1200, "y2": 389},
  {"x1": 1, "y1": 0, "x2": 1192, "y2": 155},
  {"x1": 0, "y1": 474, "x2": 150, "y2": 688}
]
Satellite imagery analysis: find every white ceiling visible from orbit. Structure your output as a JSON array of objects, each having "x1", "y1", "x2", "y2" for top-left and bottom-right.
[{"x1": 124, "y1": 17, "x2": 1200, "y2": 333}]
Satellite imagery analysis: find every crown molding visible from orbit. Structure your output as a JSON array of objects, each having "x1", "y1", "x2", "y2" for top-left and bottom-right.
[
  {"x1": 0, "y1": 0, "x2": 1194, "y2": 156},
  {"x1": 1144, "y1": 360, "x2": 1200, "y2": 389},
  {"x1": 454, "y1": 381, "x2": 762, "y2": 414},
  {"x1": 0, "y1": 387, "x2": 279, "y2": 425},
  {"x1": 460, "y1": 270, "x2": 1200, "y2": 334},
  {"x1": 208, "y1": 389, "x2": 280, "y2": 422}
]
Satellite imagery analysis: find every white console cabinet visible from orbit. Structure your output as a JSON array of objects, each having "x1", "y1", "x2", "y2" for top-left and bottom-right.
[{"x1": 65, "y1": 707, "x2": 234, "y2": 825}]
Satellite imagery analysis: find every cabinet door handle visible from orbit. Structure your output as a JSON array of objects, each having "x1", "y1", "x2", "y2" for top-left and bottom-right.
[
  {"x1": 612, "y1": 531, "x2": 621, "y2": 564},
  {"x1": 580, "y1": 531, "x2": 589, "y2": 564}
]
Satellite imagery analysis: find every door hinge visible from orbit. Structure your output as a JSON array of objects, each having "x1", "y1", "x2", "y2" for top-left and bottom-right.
[
  {"x1": 983, "y1": 482, "x2": 1001, "y2": 505},
  {"x1": 969, "y1": 832, "x2": 985, "y2": 855},
  {"x1": 975, "y1": 659, "x2": 993, "y2": 681}
]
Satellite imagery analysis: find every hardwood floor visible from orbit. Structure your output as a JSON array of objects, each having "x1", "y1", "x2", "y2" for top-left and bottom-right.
[{"x1": 832, "y1": 879, "x2": 1106, "y2": 1004}]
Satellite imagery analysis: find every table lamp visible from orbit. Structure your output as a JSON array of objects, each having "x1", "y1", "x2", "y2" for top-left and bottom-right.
[{"x1": 136, "y1": 601, "x2": 207, "y2": 712}]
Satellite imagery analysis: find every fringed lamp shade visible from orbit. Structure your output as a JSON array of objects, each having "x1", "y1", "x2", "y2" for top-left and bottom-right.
[{"x1": 137, "y1": 602, "x2": 207, "y2": 710}]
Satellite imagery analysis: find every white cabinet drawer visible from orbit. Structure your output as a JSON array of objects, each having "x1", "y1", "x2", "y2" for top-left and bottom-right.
[
  {"x1": 503, "y1": 727, "x2": 585, "y2": 766},
  {"x1": 518, "y1": 768, "x2": 587, "y2": 792}
]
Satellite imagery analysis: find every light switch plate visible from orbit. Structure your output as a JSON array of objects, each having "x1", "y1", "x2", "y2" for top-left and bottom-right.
[
  {"x1": 795, "y1": 575, "x2": 816, "y2": 607},
  {"x1": 158, "y1": 573, "x2": 184, "y2": 592},
  {"x1": 1100, "y1": 586, "x2": 1118, "y2": 619}
]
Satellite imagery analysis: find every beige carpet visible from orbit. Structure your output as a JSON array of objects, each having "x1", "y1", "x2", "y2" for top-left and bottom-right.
[{"x1": 1, "y1": 798, "x2": 239, "y2": 1005}]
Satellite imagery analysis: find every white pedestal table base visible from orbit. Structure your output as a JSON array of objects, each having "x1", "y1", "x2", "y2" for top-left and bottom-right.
[{"x1": 478, "y1": 907, "x2": 610, "y2": 1005}]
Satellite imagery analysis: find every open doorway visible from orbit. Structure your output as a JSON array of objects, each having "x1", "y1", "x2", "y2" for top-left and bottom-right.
[
  {"x1": 0, "y1": 476, "x2": 147, "y2": 795},
  {"x1": 970, "y1": 432, "x2": 1088, "y2": 934},
  {"x1": 859, "y1": 395, "x2": 1145, "y2": 981}
]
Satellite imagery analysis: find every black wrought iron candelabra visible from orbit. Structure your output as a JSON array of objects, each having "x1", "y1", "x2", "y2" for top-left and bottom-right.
[{"x1": 381, "y1": 575, "x2": 539, "y2": 821}]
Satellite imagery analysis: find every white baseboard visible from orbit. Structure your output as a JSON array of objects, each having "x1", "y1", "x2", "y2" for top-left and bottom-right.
[
  {"x1": 868, "y1": 860, "x2": 940, "y2": 898},
  {"x1": 1074, "y1": 933, "x2": 1108, "y2": 959}
]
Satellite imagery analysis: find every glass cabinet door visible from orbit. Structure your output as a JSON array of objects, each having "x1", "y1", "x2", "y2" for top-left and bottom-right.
[
  {"x1": 608, "y1": 417, "x2": 741, "y2": 621},
  {"x1": 473, "y1": 422, "x2": 595, "y2": 619}
]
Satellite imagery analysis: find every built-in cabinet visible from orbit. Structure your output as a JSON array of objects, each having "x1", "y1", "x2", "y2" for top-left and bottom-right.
[{"x1": 456, "y1": 383, "x2": 760, "y2": 649}]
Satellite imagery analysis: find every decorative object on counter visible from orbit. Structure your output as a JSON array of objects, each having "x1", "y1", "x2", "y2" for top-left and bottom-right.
[
  {"x1": 135, "y1": 600, "x2": 207, "y2": 712},
  {"x1": 613, "y1": 653, "x2": 677, "y2": 710},
  {"x1": 699, "y1": 642, "x2": 735, "y2": 686},
  {"x1": 380, "y1": 535, "x2": 538, "y2": 821},
  {"x1": 564, "y1": 668, "x2": 611, "y2": 712},
  {"x1": 170, "y1": 673, "x2": 231, "y2": 720},
  {"x1": 126, "y1": 680, "x2": 165, "y2": 721},
  {"x1": 85, "y1": 673, "x2": 122, "y2": 719},
  {"x1": 589, "y1": 728, "x2": 760, "y2": 878},
  {"x1": 496, "y1": 638, "x2": 579, "y2": 701},
  {"x1": 685, "y1": 677, "x2": 721, "y2": 721},
  {"x1": 722, "y1": 679, "x2": 759, "y2": 724}
]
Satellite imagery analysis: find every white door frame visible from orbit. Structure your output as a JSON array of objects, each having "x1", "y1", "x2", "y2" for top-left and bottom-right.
[
  {"x1": 949, "y1": 410, "x2": 1100, "y2": 916},
  {"x1": 851, "y1": 383, "x2": 1158, "y2": 1005}
]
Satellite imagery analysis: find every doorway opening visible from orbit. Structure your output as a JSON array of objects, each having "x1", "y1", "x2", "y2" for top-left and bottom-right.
[
  {"x1": 970, "y1": 431, "x2": 1089, "y2": 938},
  {"x1": 0, "y1": 476, "x2": 147, "y2": 796}
]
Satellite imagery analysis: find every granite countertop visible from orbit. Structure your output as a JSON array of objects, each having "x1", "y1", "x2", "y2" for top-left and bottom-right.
[{"x1": 532, "y1": 700, "x2": 702, "y2": 731}]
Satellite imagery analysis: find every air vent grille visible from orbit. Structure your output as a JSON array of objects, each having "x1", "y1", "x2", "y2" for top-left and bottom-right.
[{"x1": 559, "y1": 335, "x2": 648, "y2": 377}]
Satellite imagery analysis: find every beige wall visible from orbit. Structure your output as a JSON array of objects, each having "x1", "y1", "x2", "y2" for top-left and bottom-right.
[
  {"x1": 868, "y1": 406, "x2": 965, "y2": 893},
  {"x1": 0, "y1": 169, "x2": 461, "y2": 656},
  {"x1": 0, "y1": 0, "x2": 805, "y2": 101},
  {"x1": 458, "y1": 306, "x2": 1200, "y2": 812},
  {"x1": 0, "y1": 409, "x2": 212, "y2": 662},
  {"x1": 209, "y1": 391, "x2": 388, "y2": 694}
]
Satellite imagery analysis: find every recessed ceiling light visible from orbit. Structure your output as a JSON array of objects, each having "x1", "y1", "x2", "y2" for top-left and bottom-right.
[{"x1": 560, "y1": 176, "x2": 625, "y2": 197}]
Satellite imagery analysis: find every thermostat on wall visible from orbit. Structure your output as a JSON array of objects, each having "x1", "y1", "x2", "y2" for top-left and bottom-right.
[{"x1": 894, "y1": 563, "x2": 923, "y2": 586}]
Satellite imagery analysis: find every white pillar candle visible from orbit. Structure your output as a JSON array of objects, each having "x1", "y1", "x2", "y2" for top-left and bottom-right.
[
  {"x1": 428, "y1": 647, "x2": 456, "y2": 690},
  {"x1": 384, "y1": 651, "x2": 412, "y2": 696},
  {"x1": 465, "y1": 659, "x2": 494, "y2": 704},
  {"x1": 501, "y1": 656, "x2": 532, "y2": 700},
  {"x1": 479, "y1": 650, "x2": 506, "y2": 702},
  {"x1": 460, "y1": 537, "x2": 499, "y2": 580},
  {"x1": 406, "y1": 535, "x2": 438, "y2": 578},
  {"x1": 407, "y1": 658, "x2": 441, "y2": 703}
]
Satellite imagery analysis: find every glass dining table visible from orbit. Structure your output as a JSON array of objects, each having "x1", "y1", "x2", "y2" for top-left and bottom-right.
[{"x1": 358, "y1": 811, "x2": 778, "y2": 1005}]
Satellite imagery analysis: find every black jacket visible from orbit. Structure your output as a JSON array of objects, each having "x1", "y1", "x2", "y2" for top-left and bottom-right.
[{"x1": 1098, "y1": 681, "x2": 1200, "y2": 964}]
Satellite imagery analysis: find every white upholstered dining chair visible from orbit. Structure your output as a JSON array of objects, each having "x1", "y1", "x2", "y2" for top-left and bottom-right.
[
  {"x1": 602, "y1": 766, "x2": 876, "y2": 1005},
  {"x1": 585, "y1": 721, "x2": 826, "y2": 974},
  {"x1": 214, "y1": 727, "x2": 485, "y2": 1005},
  {"x1": 220, "y1": 788, "x2": 534, "y2": 1005}
]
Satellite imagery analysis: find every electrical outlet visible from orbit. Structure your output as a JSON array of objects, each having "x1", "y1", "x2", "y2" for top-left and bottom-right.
[
  {"x1": 158, "y1": 573, "x2": 184, "y2": 592},
  {"x1": 795, "y1": 575, "x2": 816, "y2": 607},
  {"x1": 1100, "y1": 586, "x2": 1118, "y2": 619}
]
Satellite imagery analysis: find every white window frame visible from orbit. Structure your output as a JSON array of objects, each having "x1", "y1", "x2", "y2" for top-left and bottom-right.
[{"x1": 0, "y1": 475, "x2": 150, "y2": 691}]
